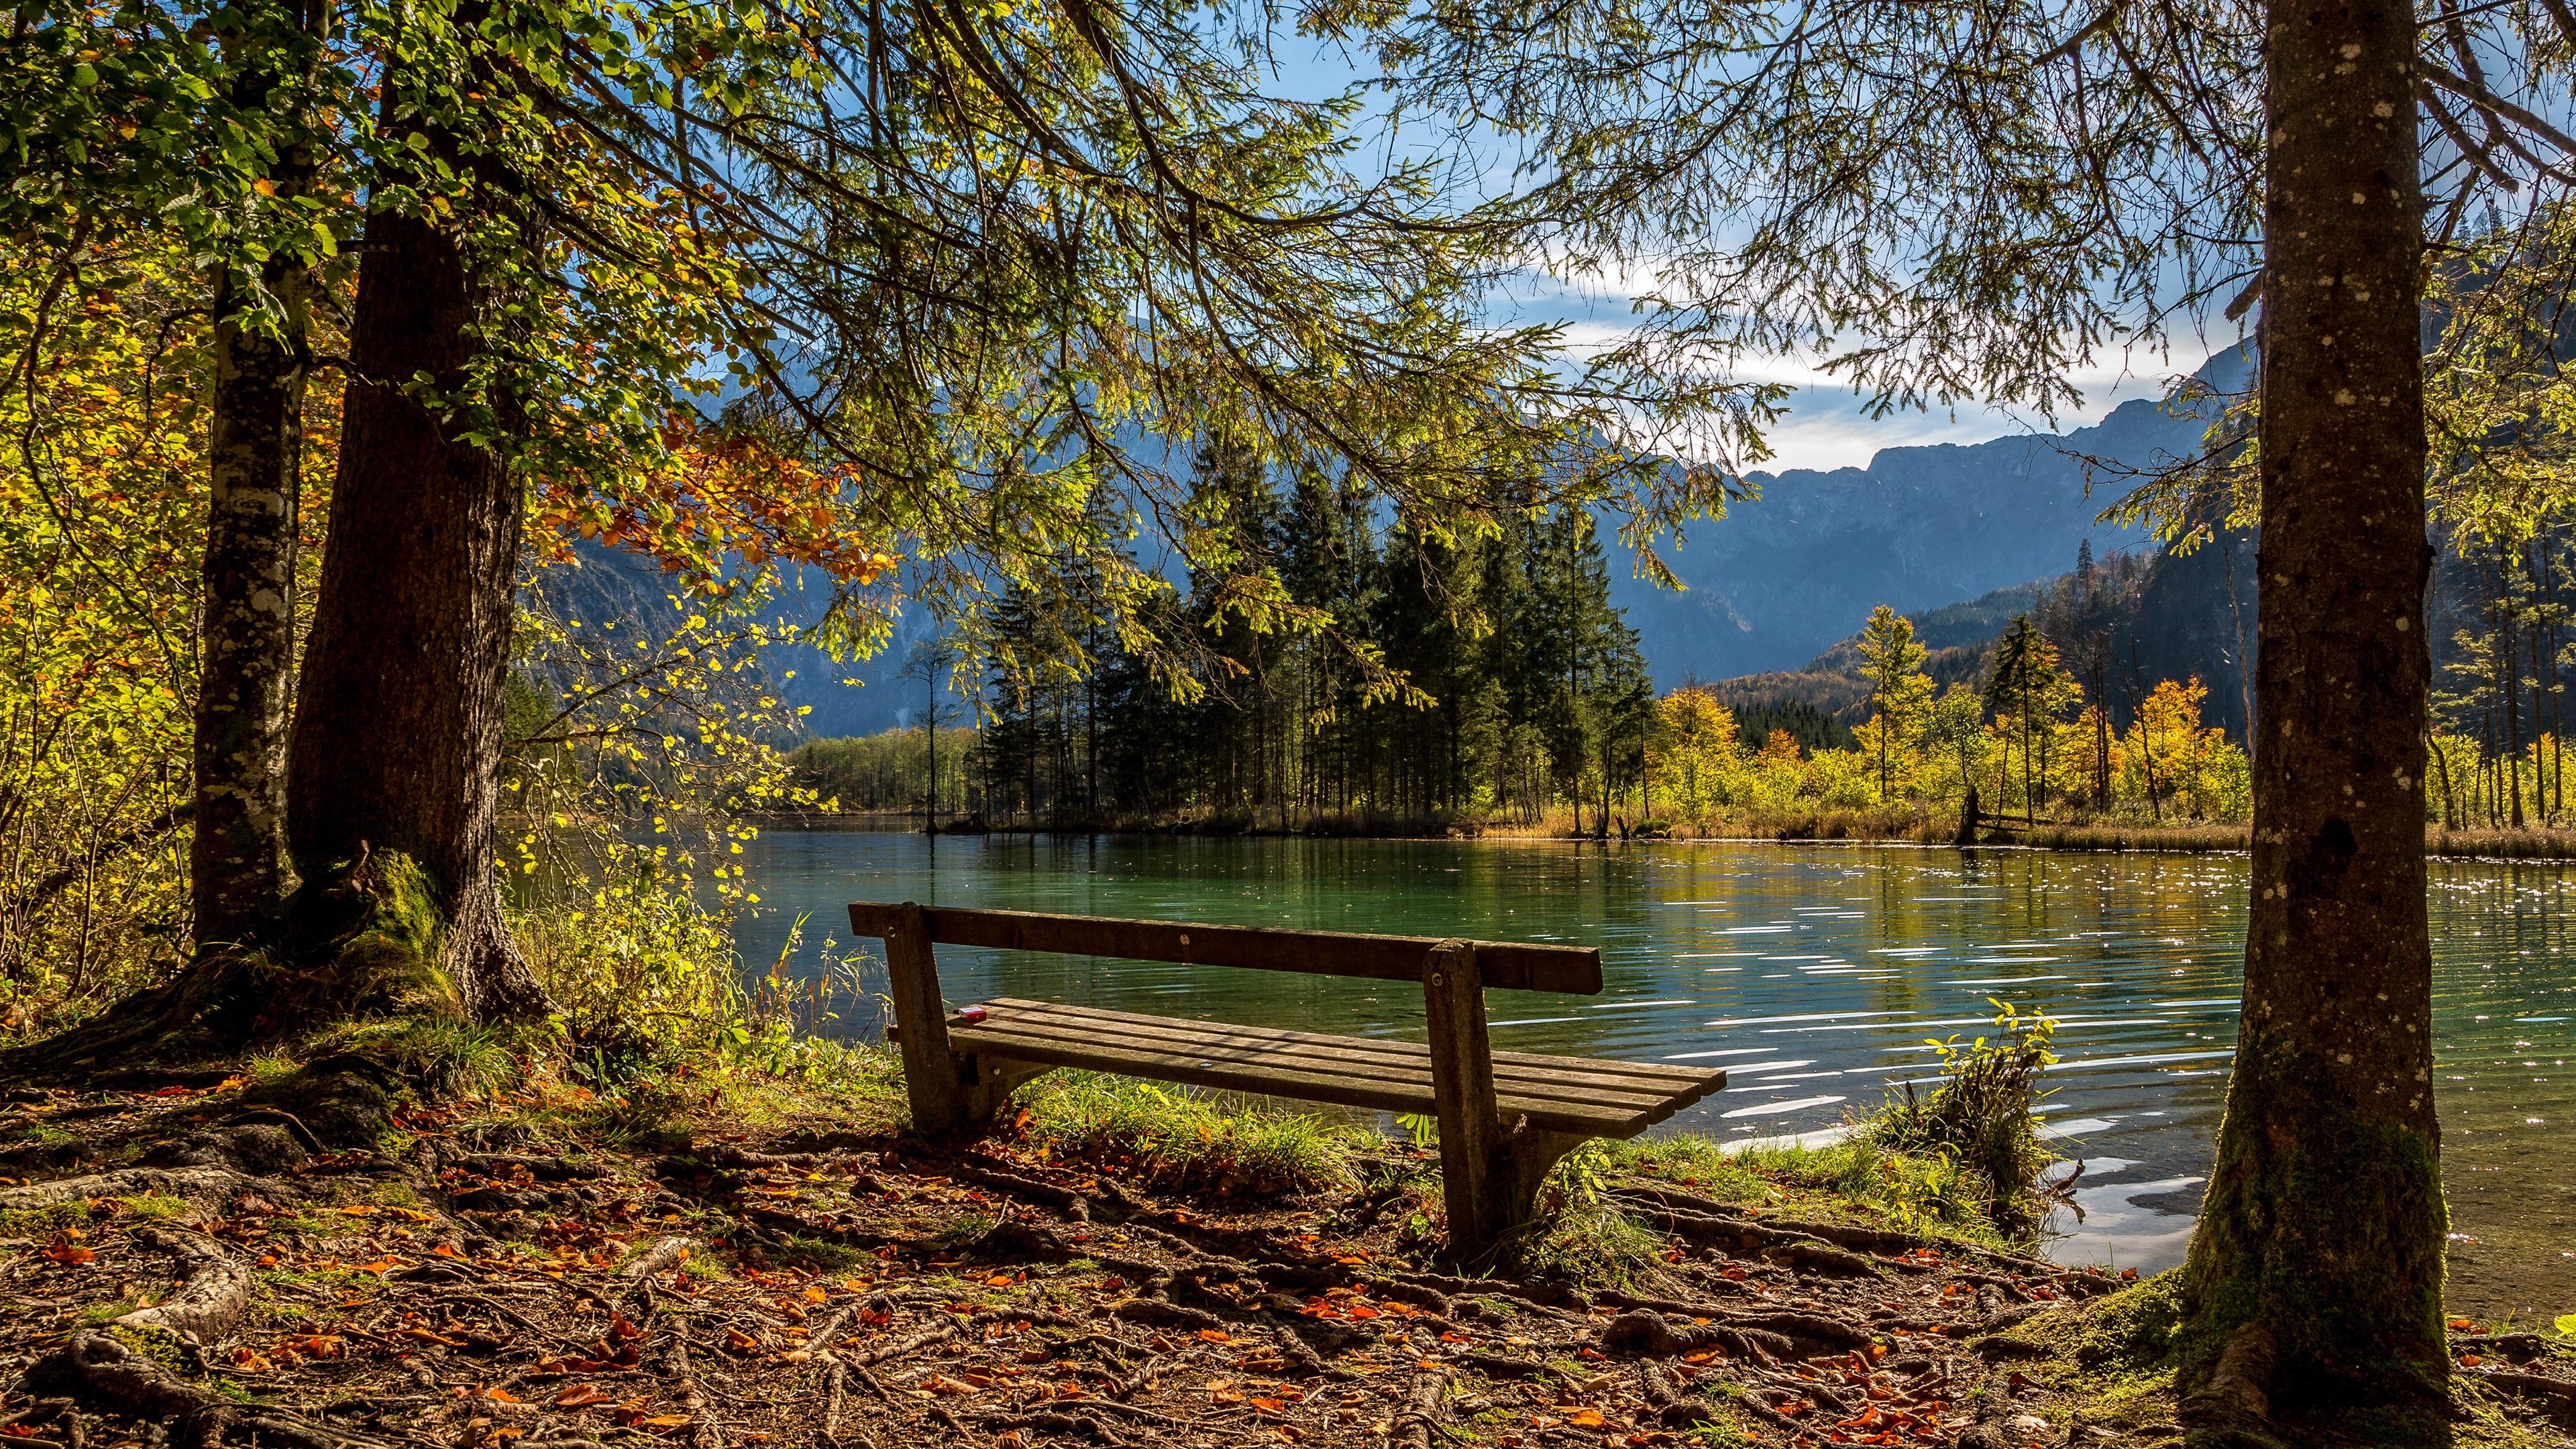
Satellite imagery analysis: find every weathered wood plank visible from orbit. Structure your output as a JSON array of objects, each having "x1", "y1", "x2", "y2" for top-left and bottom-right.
[
  {"x1": 864, "y1": 900, "x2": 965, "y2": 1134},
  {"x1": 1423, "y1": 941, "x2": 1505, "y2": 1258},
  {"x1": 947, "y1": 1027, "x2": 1515, "y2": 1123},
  {"x1": 945, "y1": 1024, "x2": 1656, "y2": 1134},
  {"x1": 972, "y1": 998, "x2": 1724, "y2": 1092},
  {"x1": 964, "y1": 1001, "x2": 1690, "y2": 1110},
  {"x1": 845, "y1": 903, "x2": 1602, "y2": 994}
]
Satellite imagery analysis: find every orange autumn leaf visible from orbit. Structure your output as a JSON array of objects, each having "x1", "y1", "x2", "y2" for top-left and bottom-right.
[
  {"x1": 555, "y1": 1386, "x2": 615, "y2": 1407},
  {"x1": 1567, "y1": 1410, "x2": 1607, "y2": 1428},
  {"x1": 1197, "y1": 1330, "x2": 1234, "y2": 1344}
]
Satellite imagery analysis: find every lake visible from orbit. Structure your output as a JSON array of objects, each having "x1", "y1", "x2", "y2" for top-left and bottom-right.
[{"x1": 733, "y1": 830, "x2": 2576, "y2": 1320}]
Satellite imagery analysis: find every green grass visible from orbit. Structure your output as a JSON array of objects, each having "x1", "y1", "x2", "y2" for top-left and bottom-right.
[
  {"x1": 323, "y1": 1018, "x2": 521, "y2": 1096},
  {"x1": 1602, "y1": 1134, "x2": 1778, "y2": 1203},
  {"x1": 1012, "y1": 1073, "x2": 1366, "y2": 1197},
  {"x1": 753, "y1": 1234, "x2": 870, "y2": 1272},
  {"x1": 115, "y1": 1191, "x2": 192, "y2": 1222},
  {"x1": 1502, "y1": 1140, "x2": 1667, "y2": 1287},
  {"x1": 0, "y1": 1199, "x2": 95, "y2": 1236}
]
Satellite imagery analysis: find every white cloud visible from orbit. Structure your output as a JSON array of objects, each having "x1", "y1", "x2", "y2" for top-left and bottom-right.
[{"x1": 1540, "y1": 316, "x2": 2246, "y2": 475}]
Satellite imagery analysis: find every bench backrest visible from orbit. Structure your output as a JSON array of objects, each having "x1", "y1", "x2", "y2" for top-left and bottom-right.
[{"x1": 845, "y1": 902, "x2": 1603, "y2": 995}]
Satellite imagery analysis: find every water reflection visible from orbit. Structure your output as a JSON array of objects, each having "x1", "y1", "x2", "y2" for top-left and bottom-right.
[{"x1": 733, "y1": 830, "x2": 2575, "y2": 1318}]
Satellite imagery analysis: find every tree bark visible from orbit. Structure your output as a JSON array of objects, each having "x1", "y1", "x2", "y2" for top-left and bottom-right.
[
  {"x1": 286, "y1": 191, "x2": 550, "y2": 1024},
  {"x1": 191, "y1": 9, "x2": 317, "y2": 954},
  {"x1": 2179, "y1": 0, "x2": 2445, "y2": 1428}
]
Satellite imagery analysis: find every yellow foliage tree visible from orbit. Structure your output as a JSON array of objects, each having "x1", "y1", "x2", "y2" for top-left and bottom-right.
[{"x1": 1650, "y1": 686, "x2": 1741, "y2": 826}]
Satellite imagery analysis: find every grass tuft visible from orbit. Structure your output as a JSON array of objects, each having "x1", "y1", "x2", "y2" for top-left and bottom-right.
[
  {"x1": 322, "y1": 1017, "x2": 521, "y2": 1097},
  {"x1": 1012, "y1": 1074, "x2": 1364, "y2": 1198},
  {"x1": 1512, "y1": 1141, "x2": 1666, "y2": 1287}
]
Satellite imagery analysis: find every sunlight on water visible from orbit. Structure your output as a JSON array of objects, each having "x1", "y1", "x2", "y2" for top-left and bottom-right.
[{"x1": 735, "y1": 831, "x2": 2576, "y2": 1318}]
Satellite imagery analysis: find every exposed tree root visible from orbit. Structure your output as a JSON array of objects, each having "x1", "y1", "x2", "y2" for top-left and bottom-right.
[
  {"x1": 19, "y1": 1334, "x2": 366, "y2": 1449},
  {"x1": 111, "y1": 1226, "x2": 258, "y2": 1346},
  {"x1": 622, "y1": 1234, "x2": 700, "y2": 1280},
  {"x1": 0, "y1": 1165, "x2": 255, "y2": 1216},
  {"x1": 1391, "y1": 1364, "x2": 1451, "y2": 1449},
  {"x1": 2180, "y1": 1318, "x2": 2285, "y2": 1449}
]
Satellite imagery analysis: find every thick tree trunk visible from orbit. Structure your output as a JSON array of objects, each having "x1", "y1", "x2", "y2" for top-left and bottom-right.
[
  {"x1": 2178, "y1": 0, "x2": 2445, "y2": 1430},
  {"x1": 286, "y1": 198, "x2": 550, "y2": 1024}
]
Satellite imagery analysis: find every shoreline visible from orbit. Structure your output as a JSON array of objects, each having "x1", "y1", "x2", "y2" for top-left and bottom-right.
[{"x1": 747, "y1": 812, "x2": 2576, "y2": 862}]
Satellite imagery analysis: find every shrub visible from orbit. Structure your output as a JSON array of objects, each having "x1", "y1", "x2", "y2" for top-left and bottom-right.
[{"x1": 1864, "y1": 1001, "x2": 2063, "y2": 1241}]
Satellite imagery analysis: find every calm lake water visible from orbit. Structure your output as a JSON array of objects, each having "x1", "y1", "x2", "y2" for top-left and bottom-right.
[{"x1": 733, "y1": 830, "x2": 2576, "y2": 1320}]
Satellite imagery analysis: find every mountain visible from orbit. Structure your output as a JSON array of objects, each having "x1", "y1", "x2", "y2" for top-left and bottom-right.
[
  {"x1": 1707, "y1": 578, "x2": 2058, "y2": 722},
  {"x1": 1612, "y1": 346, "x2": 2254, "y2": 687},
  {"x1": 1709, "y1": 527, "x2": 2264, "y2": 743}
]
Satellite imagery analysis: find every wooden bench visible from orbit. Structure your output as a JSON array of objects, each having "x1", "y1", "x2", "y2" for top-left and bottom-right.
[{"x1": 845, "y1": 901, "x2": 1727, "y2": 1254}]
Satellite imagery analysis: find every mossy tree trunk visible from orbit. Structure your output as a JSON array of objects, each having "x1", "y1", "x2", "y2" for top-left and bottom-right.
[
  {"x1": 2177, "y1": 0, "x2": 2445, "y2": 1432},
  {"x1": 286, "y1": 139, "x2": 551, "y2": 1026}
]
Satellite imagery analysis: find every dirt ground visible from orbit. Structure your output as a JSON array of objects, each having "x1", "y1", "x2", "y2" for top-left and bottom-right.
[{"x1": 2, "y1": 1072, "x2": 2570, "y2": 1449}]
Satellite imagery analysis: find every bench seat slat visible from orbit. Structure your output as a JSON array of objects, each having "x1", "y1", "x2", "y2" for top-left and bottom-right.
[
  {"x1": 945, "y1": 999, "x2": 1725, "y2": 1137},
  {"x1": 972, "y1": 1000, "x2": 1707, "y2": 1105},
  {"x1": 967, "y1": 1006, "x2": 1680, "y2": 1115},
  {"x1": 968, "y1": 989, "x2": 1731, "y2": 1083}
]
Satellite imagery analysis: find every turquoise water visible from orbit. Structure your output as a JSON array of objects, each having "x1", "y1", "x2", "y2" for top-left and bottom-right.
[{"x1": 733, "y1": 830, "x2": 2576, "y2": 1319}]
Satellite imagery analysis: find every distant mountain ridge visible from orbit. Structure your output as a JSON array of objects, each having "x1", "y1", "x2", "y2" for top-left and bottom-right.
[
  {"x1": 1613, "y1": 346, "x2": 2253, "y2": 687},
  {"x1": 1709, "y1": 578, "x2": 2059, "y2": 722}
]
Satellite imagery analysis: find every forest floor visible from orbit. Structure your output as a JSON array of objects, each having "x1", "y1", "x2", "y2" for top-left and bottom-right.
[{"x1": 1, "y1": 1058, "x2": 2571, "y2": 1449}]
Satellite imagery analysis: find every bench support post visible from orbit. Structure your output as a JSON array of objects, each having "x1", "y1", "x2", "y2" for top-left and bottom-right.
[
  {"x1": 877, "y1": 900, "x2": 968, "y2": 1134},
  {"x1": 1423, "y1": 939, "x2": 1507, "y2": 1259},
  {"x1": 961, "y1": 1057, "x2": 1053, "y2": 1127},
  {"x1": 1500, "y1": 1123, "x2": 1590, "y2": 1230}
]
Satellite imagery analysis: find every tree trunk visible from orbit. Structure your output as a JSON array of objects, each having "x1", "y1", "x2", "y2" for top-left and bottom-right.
[
  {"x1": 191, "y1": 3, "x2": 321, "y2": 955},
  {"x1": 2499, "y1": 554, "x2": 2525, "y2": 826},
  {"x1": 287, "y1": 194, "x2": 550, "y2": 1025},
  {"x1": 192, "y1": 267, "x2": 307, "y2": 951},
  {"x1": 2178, "y1": 0, "x2": 2445, "y2": 1429}
]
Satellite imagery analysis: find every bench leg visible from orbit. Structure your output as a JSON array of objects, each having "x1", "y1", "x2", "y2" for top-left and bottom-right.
[
  {"x1": 1424, "y1": 940, "x2": 1510, "y2": 1260},
  {"x1": 881, "y1": 900, "x2": 969, "y2": 1134}
]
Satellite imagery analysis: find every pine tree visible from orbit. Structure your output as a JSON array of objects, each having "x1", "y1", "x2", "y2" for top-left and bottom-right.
[{"x1": 1982, "y1": 615, "x2": 2081, "y2": 824}]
